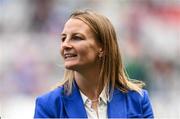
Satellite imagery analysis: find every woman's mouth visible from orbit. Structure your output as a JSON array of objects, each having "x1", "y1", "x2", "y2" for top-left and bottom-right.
[{"x1": 64, "y1": 53, "x2": 77, "y2": 60}]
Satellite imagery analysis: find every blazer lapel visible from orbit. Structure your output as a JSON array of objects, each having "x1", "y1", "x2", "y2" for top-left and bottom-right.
[
  {"x1": 108, "y1": 89, "x2": 127, "y2": 118},
  {"x1": 62, "y1": 82, "x2": 87, "y2": 118}
]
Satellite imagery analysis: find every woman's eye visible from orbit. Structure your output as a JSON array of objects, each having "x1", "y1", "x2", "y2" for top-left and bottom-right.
[
  {"x1": 61, "y1": 37, "x2": 66, "y2": 42},
  {"x1": 73, "y1": 36, "x2": 83, "y2": 40}
]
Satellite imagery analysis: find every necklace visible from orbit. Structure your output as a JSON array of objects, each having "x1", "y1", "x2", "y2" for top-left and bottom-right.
[{"x1": 91, "y1": 98, "x2": 98, "y2": 102}]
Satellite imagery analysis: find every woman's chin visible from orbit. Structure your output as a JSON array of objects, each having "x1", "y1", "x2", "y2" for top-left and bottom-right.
[{"x1": 65, "y1": 64, "x2": 77, "y2": 70}]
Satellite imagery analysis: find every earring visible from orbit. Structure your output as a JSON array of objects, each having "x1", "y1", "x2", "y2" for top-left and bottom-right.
[{"x1": 98, "y1": 51, "x2": 103, "y2": 58}]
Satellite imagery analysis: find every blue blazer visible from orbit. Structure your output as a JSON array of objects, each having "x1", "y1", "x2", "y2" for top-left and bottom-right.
[{"x1": 34, "y1": 82, "x2": 154, "y2": 118}]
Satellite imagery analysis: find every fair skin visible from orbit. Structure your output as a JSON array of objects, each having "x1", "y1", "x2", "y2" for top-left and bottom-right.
[{"x1": 60, "y1": 18, "x2": 103, "y2": 113}]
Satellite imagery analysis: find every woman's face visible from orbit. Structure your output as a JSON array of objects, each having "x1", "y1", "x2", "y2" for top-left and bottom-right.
[{"x1": 60, "y1": 18, "x2": 102, "y2": 71}]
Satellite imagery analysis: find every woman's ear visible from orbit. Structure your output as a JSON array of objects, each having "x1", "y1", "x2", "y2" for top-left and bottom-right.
[
  {"x1": 99, "y1": 48, "x2": 103, "y2": 52},
  {"x1": 98, "y1": 48, "x2": 104, "y2": 58}
]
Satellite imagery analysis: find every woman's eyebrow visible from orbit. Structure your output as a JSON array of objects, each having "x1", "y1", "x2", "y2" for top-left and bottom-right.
[
  {"x1": 73, "y1": 33, "x2": 82, "y2": 35},
  {"x1": 73, "y1": 33, "x2": 86, "y2": 38},
  {"x1": 60, "y1": 33, "x2": 66, "y2": 36}
]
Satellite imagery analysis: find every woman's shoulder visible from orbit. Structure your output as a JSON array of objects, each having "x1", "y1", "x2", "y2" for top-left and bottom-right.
[
  {"x1": 126, "y1": 89, "x2": 151, "y2": 106},
  {"x1": 36, "y1": 86, "x2": 64, "y2": 102},
  {"x1": 127, "y1": 89, "x2": 149, "y2": 99},
  {"x1": 34, "y1": 86, "x2": 65, "y2": 118},
  {"x1": 128, "y1": 89, "x2": 148, "y2": 97},
  {"x1": 114, "y1": 88, "x2": 150, "y2": 104},
  {"x1": 126, "y1": 90, "x2": 154, "y2": 118}
]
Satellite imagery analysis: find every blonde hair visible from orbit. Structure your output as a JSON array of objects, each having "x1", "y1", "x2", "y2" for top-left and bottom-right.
[{"x1": 58, "y1": 10, "x2": 144, "y2": 96}]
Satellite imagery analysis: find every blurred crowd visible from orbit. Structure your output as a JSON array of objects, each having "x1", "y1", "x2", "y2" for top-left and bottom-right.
[{"x1": 0, "y1": 0, "x2": 180, "y2": 118}]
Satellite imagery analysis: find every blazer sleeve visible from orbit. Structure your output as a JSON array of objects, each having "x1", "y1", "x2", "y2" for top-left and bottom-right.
[
  {"x1": 34, "y1": 97, "x2": 50, "y2": 118},
  {"x1": 142, "y1": 90, "x2": 154, "y2": 118},
  {"x1": 34, "y1": 88, "x2": 63, "y2": 118}
]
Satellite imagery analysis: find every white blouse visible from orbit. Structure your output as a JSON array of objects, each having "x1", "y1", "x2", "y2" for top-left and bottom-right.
[{"x1": 80, "y1": 88, "x2": 108, "y2": 119}]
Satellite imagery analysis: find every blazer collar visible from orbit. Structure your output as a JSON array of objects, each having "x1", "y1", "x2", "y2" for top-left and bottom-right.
[
  {"x1": 107, "y1": 88, "x2": 127, "y2": 118},
  {"x1": 62, "y1": 81, "x2": 87, "y2": 118},
  {"x1": 62, "y1": 81, "x2": 127, "y2": 118}
]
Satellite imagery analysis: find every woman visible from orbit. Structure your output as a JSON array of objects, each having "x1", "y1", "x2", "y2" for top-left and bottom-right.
[{"x1": 34, "y1": 10, "x2": 154, "y2": 118}]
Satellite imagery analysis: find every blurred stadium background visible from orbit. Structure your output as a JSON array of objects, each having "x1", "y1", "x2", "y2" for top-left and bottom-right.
[{"x1": 0, "y1": 0, "x2": 180, "y2": 118}]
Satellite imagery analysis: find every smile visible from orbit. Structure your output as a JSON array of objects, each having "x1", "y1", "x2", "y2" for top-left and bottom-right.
[{"x1": 64, "y1": 53, "x2": 77, "y2": 59}]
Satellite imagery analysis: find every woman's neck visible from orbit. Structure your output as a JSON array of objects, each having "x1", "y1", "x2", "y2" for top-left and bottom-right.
[{"x1": 74, "y1": 69, "x2": 103, "y2": 100}]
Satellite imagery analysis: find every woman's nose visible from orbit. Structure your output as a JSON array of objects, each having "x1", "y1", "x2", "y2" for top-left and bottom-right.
[{"x1": 61, "y1": 39, "x2": 73, "y2": 49}]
